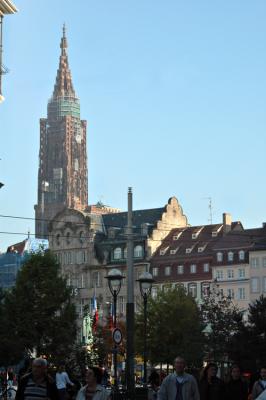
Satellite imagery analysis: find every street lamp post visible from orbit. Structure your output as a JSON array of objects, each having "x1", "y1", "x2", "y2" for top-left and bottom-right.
[
  {"x1": 137, "y1": 272, "x2": 154, "y2": 386},
  {"x1": 105, "y1": 268, "x2": 123, "y2": 393}
]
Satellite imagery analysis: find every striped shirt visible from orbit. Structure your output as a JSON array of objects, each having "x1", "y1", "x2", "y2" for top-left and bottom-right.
[{"x1": 24, "y1": 377, "x2": 47, "y2": 400}]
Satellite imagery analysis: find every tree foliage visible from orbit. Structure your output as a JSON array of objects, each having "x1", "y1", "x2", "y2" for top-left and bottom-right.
[
  {"x1": 0, "y1": 251, "x2": 77, "y2": 364},
  {"x1": 201, "y1": 286, "x2": 242, "y2": 364},
  {"x1": 228, "y1": 295, "x2": 266, "y2": 371},
  {"x1": 135, "y1": 286, "x2": 205, "y2": 368}
]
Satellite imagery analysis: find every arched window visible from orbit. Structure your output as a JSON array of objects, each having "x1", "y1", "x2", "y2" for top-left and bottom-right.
[
  {"x1": 79, "y1": 231, "x2": 84, "y2": 244},
  {"x1": 114, "y1": 247, "x2": 122, "y2": 260},
  {"x1": 239, "y1": 250, "x2": 245, "y2": 261},
  {"x1": 56, "y1": 233, "x2": 60, "y2": 246},
  {"x1": 228, "y1": 251, "x2": 234, "y2": 262},
  {"x1": 134, "y1": 245, "x2": 143, "y2": 258},
  {"x1": 66, "y1": 232, "x2": 71, "y2": 245}
]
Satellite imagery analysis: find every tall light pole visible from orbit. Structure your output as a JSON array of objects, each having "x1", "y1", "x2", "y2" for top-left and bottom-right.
[
  {"x1": 105, "y1": 268, "x2": 123, "y2": 394},
  {"x1": 126, "y1": 187, "x2": 135, "y2": 399},
  {"x1": 137, "y1": 272, "x2": 154, "y2": 386}
]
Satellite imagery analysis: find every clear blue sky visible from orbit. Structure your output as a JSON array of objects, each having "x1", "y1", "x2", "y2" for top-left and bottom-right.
[{"x1": 0, "y1": 0, "x2": 266, "y2": 251}]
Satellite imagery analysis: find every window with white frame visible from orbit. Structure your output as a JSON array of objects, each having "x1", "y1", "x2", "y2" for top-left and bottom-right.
[
  {"x1": 216, "y1": 270, "x2": 224, "y2": 280},
  {"x1": 212, "y1": 231, "x2": 218, "y2": 237},
  {"x1": 92, "y1": 271, "x2": 101, "y2": 288},
  {"x1": 263, "y1": 277, "x2": 266, "y2": 292},
  {"x1": 124, "y1": 247, "x2": 127, "y2": 259},
  {"x1": 119, "y1": 296, "x2": 125, "y2": 314},
  {"x1": 186, "y1": 248, "x2": 192, "y2": 254},
  {"x1": 228, "y1": 252, "x2": 234, "y2": 262},
  {"x1": 227, "y1": 269, "x2": 234, "y2": 279},
  {"x1": 165, "y1": 266, "x2": 171, "y2": 276},
  {"x1": 263, "y1": 258, "x2": 266, "y2": 268},
  {"x1": 177, "y1": 265, "x2": 184, "y2": 274},
  {"x1": 188, "y1": 283, "x2": 197, "y2": 298},
  {"x1": 251, "y1": 277, "x2": 260, "y2": 293},
  {"x1": 152, "y1": 267, "x2": 158, "y2": 277},
  {"x1": 238, "y1": 287, "x2": 246, "y2": 300},
  {"x1": 203, "y1": 263, "x2": 209, "y2": 273},
  {"x1": 134, "y1": 245, "x2": 143, "y2": 258},
  {"x1": 239, "y1": 250, "x2": 245, "y2": 261},
  {"x1": 238, "y1": 268, "x2": 245, "y2": 278},
  {"x1": 227, "y1": 288, "x2": 235, "y2": 299},
  {"x1": 201, "y1": 283, "x2": 210, "y2": 298},
  {"x1": 151, "y1": 286, "x2": 158, "y2": 299},
  {"x1": 67, "y1": 252, "x2": 72, "y2": 264},
  {"x1": 250, "y1": 257, "x2": 260, "y2": 268},
  {"x1": 190, "y1": 264, "x2": 197, "y2": 274},
  {"x1": 217, "y1": 252, "x2": 223, "y2": 262},
  {"x1": 114, "y1": 247, "x2": 122, "y2": 260}
]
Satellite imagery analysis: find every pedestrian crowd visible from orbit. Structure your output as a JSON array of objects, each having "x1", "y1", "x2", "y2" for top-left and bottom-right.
[
  {"x1": 15, "y1": 358, "x2": 111, "y2": 400},
  {"x1": 155, "y1": 356, "x2": 266, "y2": 400},
  {"x1": 12, "y1": 356, "x2": 266, "y2": 400}
]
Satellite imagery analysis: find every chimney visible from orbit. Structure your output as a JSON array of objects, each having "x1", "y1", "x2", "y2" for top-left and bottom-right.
[{"x1": 223, "y1": 213, "x2": 232, "y2": 235}]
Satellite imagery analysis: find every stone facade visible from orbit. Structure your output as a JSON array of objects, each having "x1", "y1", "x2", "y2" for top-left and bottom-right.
[
  {"x1": 35, "y1": 26, "x2": 88, "y2": 238},
  {"x1": 48, "y1": 197, "x2": 188, "y2": 341}
]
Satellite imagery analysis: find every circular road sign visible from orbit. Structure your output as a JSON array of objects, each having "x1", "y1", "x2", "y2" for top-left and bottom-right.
[{"x1": 113, "y1": 328, "x2": 122, "y2": 345}]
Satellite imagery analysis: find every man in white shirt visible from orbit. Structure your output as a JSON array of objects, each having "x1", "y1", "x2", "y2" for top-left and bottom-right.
[
  {"x1": 252, "y1": 367, "x2": 266, "y2": 400},
  {"x1": 56, "y1": 364, "x2": 74, "y2": 400}
]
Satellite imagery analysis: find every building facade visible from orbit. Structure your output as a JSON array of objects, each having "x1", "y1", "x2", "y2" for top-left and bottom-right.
[
  {"x1": 150, "y1": 213, "x2": 244, "y2": 304},
  {"x1": 35, "y1": 26, "x2": 88, "y2": 238},
  {"x1": 48, "y1": 197, "x2": 189, "y2": 341},
  {"x1": 0, "y1": 237, "x2": 48, "y2": 289}
]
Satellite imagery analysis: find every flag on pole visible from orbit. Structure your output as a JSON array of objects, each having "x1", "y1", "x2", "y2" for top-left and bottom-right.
[{"x1": 91, "y1": 295, "x2": 98, "y2": 331}]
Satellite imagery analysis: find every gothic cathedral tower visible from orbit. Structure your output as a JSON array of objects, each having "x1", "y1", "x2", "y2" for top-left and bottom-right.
[{"x1": 35, "y1": 26, "x2": 88, "y2": 238}]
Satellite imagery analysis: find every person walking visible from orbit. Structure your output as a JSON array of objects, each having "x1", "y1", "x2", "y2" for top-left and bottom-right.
[
  {"x1": 15, "y1": 357, "x2": 58, "y2": 400},
  {"x1": 157, "y1": 356, "x2": 200, "y2": 400},
  {"x1": 199, "y1": 363, "x2": 225, "y2": 400},
  {"x1": 56, "y1": 364, "x2": 74, "y2": 400},
  {"x1": 251, "y1": 366, "x2": 266, "y2": 400},
  {"x1": 76, "y1": 367, "x2": 110, "y2": 400},
  {"x1": 225, "y1": 365, "x2": 248, "y2": 400}
]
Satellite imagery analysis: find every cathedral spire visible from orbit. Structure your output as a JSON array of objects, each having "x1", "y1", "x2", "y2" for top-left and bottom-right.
[{"x1": 52, "y1": 25, "x2": 76, "y2": 99}]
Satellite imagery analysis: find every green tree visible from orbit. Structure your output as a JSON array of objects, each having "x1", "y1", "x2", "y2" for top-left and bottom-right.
[
  {"x1": 135, "y1": 286, "x2": 205, "y2": 368},
  {"x1": 201, "y1": 285, "x2": 242, "y2": 364},
  {"x1": 1, "y1": 251, "x2": 76, "y2": 363},
  {"x1": 228, "y1": 295, "x2": 266, "y2": 371}
]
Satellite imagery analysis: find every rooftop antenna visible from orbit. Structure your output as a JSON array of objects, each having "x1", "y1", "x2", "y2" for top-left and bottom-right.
[{"x1": 203, "y1": 197, "x2": 213, "y2": 224}]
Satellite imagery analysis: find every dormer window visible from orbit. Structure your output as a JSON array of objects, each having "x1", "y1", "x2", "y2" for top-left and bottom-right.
[
  {"x1": 217, "y1": 252, "x2": 223, "y2": 262},
  {"x1": 170, "y1": 247, "x2": 179, "y2": 255},
  {"x1": 186, "y1": 248, "x2": 192, "y2": 254},
  {"x1": 192, "y1": 233, "x2": 198, "y2": 239},
  {"x1": 228, "y1": 252, "x2": 234, "y2": 262},
  {"x1": 114, "y1": 247, "x2": 122, "y2": 260},
  {"x1": 160, "y1": 247, "x2": 169, "y2": 255},
  {"x1": 173, "y1": 232, "x2": 182, "y2": 240},
  {"x1": 198, "y1": 246, "x2": 205, "y2": 253},
  {"x1": 212, "y1": 231, "x2": 218, "y2": 237}
]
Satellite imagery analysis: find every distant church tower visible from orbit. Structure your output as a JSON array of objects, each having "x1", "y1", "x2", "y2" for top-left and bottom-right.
[{"x1": 35, "y1": 26, "x2": 88, "y2": 238}]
